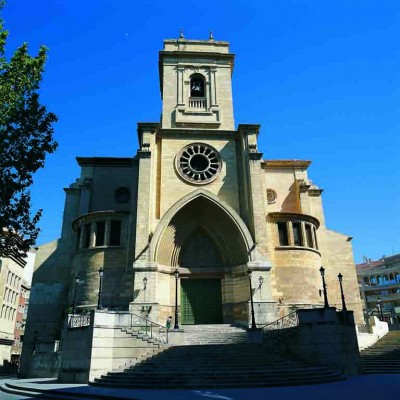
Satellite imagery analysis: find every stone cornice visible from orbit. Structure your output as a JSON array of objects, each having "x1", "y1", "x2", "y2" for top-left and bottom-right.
[
  {"x1": 137, "y1": 122, "x2": 159, "y2": 133},
  {"x1": 137, "y1": 150, "x2": 151, "y2": 159},
  {"x1": 76, "y1": 157, "x2": 134, "y2": 167},
  {"x1": 160, "y1": 51, "x2": 235, "y2": 61},
  {"x1": 267, "y1": 212, "x2": 320, "y2": 229},
  {"x1": 72, "y1": 210, "x2": 129, "y2": 230},
  {"x1": 237, "y1": 124, "x2": 261, "y2": 136},
  {"x1": 249, "y1": 152, "x2": 263, "y2": 160},
  {"x1": 158, "y1": 129, "x2": 238, "y2": 139},
  {"x1": 262, "y1": 160, "x2": 312, "y2": 169},
  {"x1": 137, "y1": 122, "x2": 160, "y2": 147}
]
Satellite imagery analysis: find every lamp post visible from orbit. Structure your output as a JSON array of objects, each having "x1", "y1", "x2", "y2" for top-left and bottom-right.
[
  {"x1": 337, "y1": 273, "x2": 347, "y2": 312},
  {"x1": 32, "y1": 331, "x2": 38, "y2": 353},
  {"x1": 97, "y1": 267, "x2": 104, "y2": 310},
  {"x1": 72, "y1": 274, "x2": 80, "y2": 314},
  {"x1": 174, "y1": 268, "x2": 179, "y2": 329},
  {"x1": 258, "y1": 276, "x2": 264, "y2": 289},
  {"x1": 247, "y1": 269, "x2": 257, "y2": 330},
  {"x1": 377, "y1": 297, "x2": 383, "y2": 321},
  {"x1": 258, "y1": 276, "x2": 264, "y2": 300},
  {"x1": 143, "y1": 276, "x2": 148, "y2": 302},
  {"x1": 319, "y1": 266, "x2": 329, "y2": 308}
]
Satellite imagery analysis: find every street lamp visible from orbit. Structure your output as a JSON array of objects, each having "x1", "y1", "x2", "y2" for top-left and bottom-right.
[
  {"x1": 143, "y1": 276, "x2": 148, "y2": 302},
  {"x1": 72, "y1": 274, "x2": 80, "y2": 314},
  {"x1": 258, "y1": 276, "x2": 264, "y2": 289},
  {"x1": 97, "y1": 267, "x2": 104, "y2": 310},
  {"x1": 319, "y1": 266, "x2": 330, "y2": 308},
  {"x1": 174, "y1": 268, "x2": 179, "y2": 329},
  {"x1": 377, "y1": 296, "x2": 383, "y2": 321},
  {"x1": 247, "y1": 269, "x2": 257, "y2": 330},
  {"x1": 337, "y1": 273, "x2": 347, "y2": 312}
]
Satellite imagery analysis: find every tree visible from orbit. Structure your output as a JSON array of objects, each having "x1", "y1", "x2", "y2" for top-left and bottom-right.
[{"x1": 0, "y1": 3, "x2": 58, "y2": 257}]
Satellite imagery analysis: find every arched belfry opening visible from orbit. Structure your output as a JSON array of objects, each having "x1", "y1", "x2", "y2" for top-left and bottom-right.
[
  {"x1": 190, "y1": 73, "x2": 205, "y2": 98},
  {"x1": 153, "y1": 194, "x2": 251, "y2": 325}
]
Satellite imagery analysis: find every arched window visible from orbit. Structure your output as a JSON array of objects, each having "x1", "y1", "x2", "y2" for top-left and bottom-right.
[{"x1": 190, "y1": 74, "x2": 205, "y2": 98}]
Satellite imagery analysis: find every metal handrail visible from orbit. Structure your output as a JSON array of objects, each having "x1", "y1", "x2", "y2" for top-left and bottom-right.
[
  {"x1": 129, "y1": 313, "x2": 169, "y2": 344},
  {"x1": 261, "y1": 310, "x2": 299, "y2": 331},
  {"x1": 67, "y1": 313, "x2": 91, "y2": 329},
  {"x1": 357, "y1": 324, "x2": 372, "y2": 334}
]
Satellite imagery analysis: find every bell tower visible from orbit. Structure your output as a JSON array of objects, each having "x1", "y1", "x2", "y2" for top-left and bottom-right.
[{"x1": 159, "y1": 34, "x2": 235, "y2": 130}]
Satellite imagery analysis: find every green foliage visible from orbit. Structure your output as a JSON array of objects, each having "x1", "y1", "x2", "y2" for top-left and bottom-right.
[{"x1": 0, "y1": 4, "x2": 58, "y2": 257}]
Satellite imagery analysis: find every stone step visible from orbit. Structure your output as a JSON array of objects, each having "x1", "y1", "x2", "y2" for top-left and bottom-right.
[
  {"x1": 183, "y1": 327, "x2": 247, "y2": 345},
  {"x1": 91, "y1": 342, "x2": 345, "y2": 389},
  {"x1": 92, "y1": 374, "x2": 345, "y2": 389},
  {"x1": 104, "y1": 366, "x2": 335, "y2": 378},
  {"x1": 360, "y1": 331, "x2": 400, "y2": 374},
  {"x1": 114, "y1": 363, "x2": 305, "y2": 373}
]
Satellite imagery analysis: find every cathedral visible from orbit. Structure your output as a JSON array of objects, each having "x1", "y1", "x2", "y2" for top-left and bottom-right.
[{"x1": 21, "y1": 35, "x2": 363, "y2": 377}]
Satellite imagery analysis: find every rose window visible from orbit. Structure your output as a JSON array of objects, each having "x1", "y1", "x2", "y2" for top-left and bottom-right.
[
  {"x1": 176, "y1": 143, "x2": 221, "y2": 184},
  {"x1": 267, "y1": 189, "x2": 277, "y2": 204}
]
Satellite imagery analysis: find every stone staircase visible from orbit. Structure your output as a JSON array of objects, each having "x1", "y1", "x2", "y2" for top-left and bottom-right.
[
  {"x1": 91, "y1": 324, "x2": 345, "y2": 389},
  {"x1": 361, "y1": 331, "x2": 400, "y2": 374},
  {"x1": 183, "y1": 324, "x2": 247, "y2": 345}
]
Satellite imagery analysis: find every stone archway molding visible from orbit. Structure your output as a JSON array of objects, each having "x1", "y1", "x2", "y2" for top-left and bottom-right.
[{"x1": 149, "y1": 189, "x2": 255, "y2": 263}]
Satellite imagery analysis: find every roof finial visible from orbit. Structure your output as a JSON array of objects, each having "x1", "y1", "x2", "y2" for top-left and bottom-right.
[
  {"x1": 179, "y1": 29, "x2": 184, "y2": 39},
  {"x1": 209, "y1": 30, "x2": 214, "y2": 40}
]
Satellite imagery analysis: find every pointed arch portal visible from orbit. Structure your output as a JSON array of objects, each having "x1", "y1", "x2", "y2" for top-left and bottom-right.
[
  {"x1": 150, "y1": 190, "x2": 254, "y2": 324},
  {"x1": 150, "y1": 190, "x2": 253, "y2": 268}
]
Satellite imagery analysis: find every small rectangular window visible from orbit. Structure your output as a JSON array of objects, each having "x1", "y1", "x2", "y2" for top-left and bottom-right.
[
  {"x1": 313, "y1": 227, "x2": 319, "y2": 249},
  {"x1": 95, "y1": 221, "x2": 105, "y2": 246},
  {"x1": 292, "y1": 222, "x2": 303, "y2": 246},
  {"x1": 83, "y1": 223, "x2": 91, "y2": 248},
  {"x1": 75, "y1": 228, "x2": 81, "y2": 250},
  {"x1": 305, "y1": 224, "x2": 313, "y2": 248},
  {"x1": 277, "y1": 222, "x2": 289, "y2": 246},
  {"x1": 109, "y1": 220, "x2": 122, "y2": 246}
]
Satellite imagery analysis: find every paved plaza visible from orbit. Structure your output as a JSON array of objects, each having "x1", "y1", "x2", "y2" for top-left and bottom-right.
[{"x1": 1, "y1": 375, "x2": 399, "y2": 400}]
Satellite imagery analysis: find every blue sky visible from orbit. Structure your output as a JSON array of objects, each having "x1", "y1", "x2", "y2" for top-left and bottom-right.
[{"x1": 2, "y1": 0, "x2": 399, "y2": 263}]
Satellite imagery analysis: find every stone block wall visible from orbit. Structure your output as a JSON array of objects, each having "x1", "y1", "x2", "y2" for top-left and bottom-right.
[
  {"x1": 72, "y1": 247, "x2": 133, "y2": 310},
  {"x1": 286, "y1": 308, "x2": 361, "y2": 375},
  {"x1": 59, "y1": 311, "x2": 165, "y2": 383},
  {"x1": 159, "y1": 136, "x2": 240, "y2": 217}
]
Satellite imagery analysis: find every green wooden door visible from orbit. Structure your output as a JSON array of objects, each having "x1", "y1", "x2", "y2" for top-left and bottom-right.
[{"x1": 181, "y1": 279, "x2": 222, "y2": 324}]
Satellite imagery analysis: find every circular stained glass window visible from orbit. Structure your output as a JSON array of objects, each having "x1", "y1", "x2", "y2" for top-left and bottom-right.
[
  {"x1": 267, "y1": 189, "x2": 277, "y2": 204},
  {"x1": 115, "y1": 187, "x2": 130, "y2": 203},
  {"x1": 176, "y1": 143, "x2": 222, "y2": 185}
]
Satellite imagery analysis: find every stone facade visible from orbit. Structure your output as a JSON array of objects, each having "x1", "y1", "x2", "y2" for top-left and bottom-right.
[
  {"x1": 20, "y1": 36, "x2": 363, "y2": 377},
  {"x1": 0, "y1": 246, "x2": 35, "y2": 373},
  {"x1": 356, "y1": 254, "x2": 400, "y2": 326}
]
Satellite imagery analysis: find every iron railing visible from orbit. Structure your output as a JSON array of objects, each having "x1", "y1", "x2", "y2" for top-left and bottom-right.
[
  {"x1": 356, "y1": 324, "x2": 372, "y2": 334},
  {"x1": 129, "y1": 313, "x2": 169, "y2": 344},
  {"x1": 67, "y1": 313, "x2": 91, "y2": 329},
  {"x1": 188, "y1": 97, "x2": 206, "y2": 110},
  {"x1": 262, "y1": 310, "x2": 299, "y2": 331}
]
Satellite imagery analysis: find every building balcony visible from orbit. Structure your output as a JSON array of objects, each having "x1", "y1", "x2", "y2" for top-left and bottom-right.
[
  {"x1": 188, "y1": 97, "x2": 207, "y2": 110},
  {"x1": 364, "y1": 282, "x2": 400, "y2": 291},
  {"x1": 366, "y1": 293, "x2": 400, "y2": 302}
]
